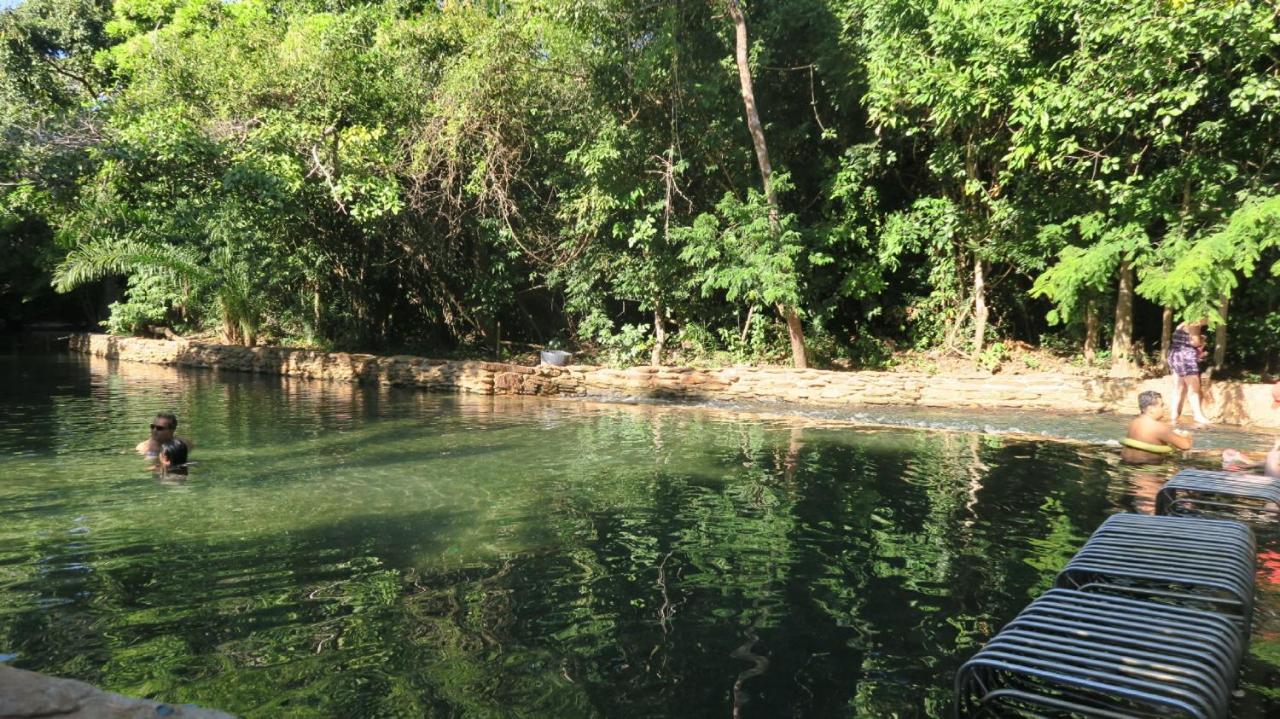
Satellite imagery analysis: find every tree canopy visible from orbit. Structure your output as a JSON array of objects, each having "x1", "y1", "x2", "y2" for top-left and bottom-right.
[{"x1": 2, "y1": 0, "x2": 1277, "y2": 374}]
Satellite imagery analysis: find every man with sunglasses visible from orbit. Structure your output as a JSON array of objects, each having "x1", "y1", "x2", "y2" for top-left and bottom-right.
[{"x1": 135, "y1": 412, "x2": 193, "y2": 459}]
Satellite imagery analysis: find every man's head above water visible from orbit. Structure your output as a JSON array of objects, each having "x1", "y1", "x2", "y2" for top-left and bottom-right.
[
  {"x1": 137, "y1": 412, "x2": 190, "y2": 458},
  {"x1": 151, "y1": 412, "x2": 178, "y2": 436},
  {"x1": 1138, "y1": 390, "x2": 1165, "y2": 418}
]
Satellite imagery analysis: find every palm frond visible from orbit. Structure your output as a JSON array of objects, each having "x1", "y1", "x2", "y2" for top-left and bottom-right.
[{"x1": 51, "y1": 238, "x2": 211, "y2": 293}]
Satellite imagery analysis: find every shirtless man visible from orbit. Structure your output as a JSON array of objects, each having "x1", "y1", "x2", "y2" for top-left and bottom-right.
[
  {"x1": 1121, "y1": 391, "x2": 1193, "y2": 464},
  {"x1": 135, "y1": 412, "x2": 192, "y2": 459}
]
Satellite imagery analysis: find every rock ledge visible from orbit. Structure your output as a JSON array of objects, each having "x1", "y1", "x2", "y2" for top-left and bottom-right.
[{"x1": 0, "y1": 664, "x2": 234, "y2": 719}]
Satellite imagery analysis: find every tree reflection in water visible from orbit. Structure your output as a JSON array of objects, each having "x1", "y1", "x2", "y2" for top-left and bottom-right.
[{"x1": 0, "y1": 352, "x2": 1278, "y2": 717}]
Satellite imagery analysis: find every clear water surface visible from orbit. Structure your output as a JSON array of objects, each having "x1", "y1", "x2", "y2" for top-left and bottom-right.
[{"x1": 1, "y1": 349, "x2": 1278, "y2": 717}]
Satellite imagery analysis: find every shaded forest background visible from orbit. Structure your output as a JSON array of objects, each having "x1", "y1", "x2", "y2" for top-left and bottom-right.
[{"x1": 2, "y1": 0, "x2": 1278, "y2": 376}]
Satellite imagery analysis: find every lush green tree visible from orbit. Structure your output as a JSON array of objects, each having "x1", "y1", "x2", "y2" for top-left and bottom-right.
[
  {"x1": 0, "y1": 0, "x2": 116, "y2": 325},
  {"x1": 2, "y1": 0, "x2": 1278, "y2": 373},
  {"x1": 852, "y1": 0, "x2": 1063, "y2": 357},
  {"x1": 1013, "y1": 0, "x2": 1280, "y2": 370}
]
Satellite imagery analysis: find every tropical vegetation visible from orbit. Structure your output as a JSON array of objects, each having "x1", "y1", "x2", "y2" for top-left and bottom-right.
[{"x1": 2, "y1": 0, "x2": 1278, "y2": 374}]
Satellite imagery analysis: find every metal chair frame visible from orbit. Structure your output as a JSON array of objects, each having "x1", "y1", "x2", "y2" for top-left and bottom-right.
[
  {"x1": 973, "y1": 687, "x2": 1149, "y2": 718},
  {"x1": 1085, "y1": 509, "x2": 1254, "y2": 542},
  {"x1": 955, "y1": 589, "x2": 1245, "y2": 719},
  {"x1": 1155, "y1": 469, "x2": 1280, "y2": 519},
  {"x1": 1007, "y1": 589, "x2": 1246, "y2": 669},
  {"x1": 1090, "y1": 512, "x2": 1256, "y2": 549},
  {"x1": 1055, "y1": 514, "x2": 1257, "y2": 629},
  {"x1": 956, "y1": 513, "x2": 1257, "y2": 717}
]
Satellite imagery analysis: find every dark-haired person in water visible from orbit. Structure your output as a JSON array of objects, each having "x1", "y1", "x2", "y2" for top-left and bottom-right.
[
  {"x1": 157, "y1": 438, "x2": 190, "y2": 477},
  {"x1": 1121, "y1": 391, "x2": 1193, "y2": 464},
  {"x1": 153, "y1": 438, "x2": 191, "y2": 483},
  {"x1": 135, "y1": 412, "x2": 193, "y2": 459}
]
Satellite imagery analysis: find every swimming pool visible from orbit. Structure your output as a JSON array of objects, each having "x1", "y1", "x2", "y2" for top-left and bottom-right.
[{"x1": 1, "y1": 349, "x2": 1277, "y2": 716}]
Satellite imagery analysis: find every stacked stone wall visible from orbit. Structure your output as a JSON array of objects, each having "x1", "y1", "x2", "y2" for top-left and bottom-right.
[{"x1": 68, "y1": 334, "x2": 1280, "y2": 429}]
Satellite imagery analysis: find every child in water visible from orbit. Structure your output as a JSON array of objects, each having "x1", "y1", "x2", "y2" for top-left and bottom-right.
[{"x1": 157, "y1": 438, "x2": 190, "y2": 477}]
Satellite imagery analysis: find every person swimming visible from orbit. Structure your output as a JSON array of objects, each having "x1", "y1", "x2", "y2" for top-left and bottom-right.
[
  {"x1": 1219, "y1": 382, "x2": 1280, "y2": 476},
  {"x1": 136, "y1": 412, "x2": 193, "y2": 459},
  {"x1": 157, "y1": 438, "x2": 190, "y2": 477},
  {"x1": 1121, "y1": 390, "x2": 1193, "y2": 464},
  {"x1": 1221, "y1": 439, "x2": 1280, "y2": 477}
]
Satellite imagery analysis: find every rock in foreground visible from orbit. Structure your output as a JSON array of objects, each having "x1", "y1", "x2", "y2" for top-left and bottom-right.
[{"x1": 0, "y1": 664, "x2": 234, "y2": 719}]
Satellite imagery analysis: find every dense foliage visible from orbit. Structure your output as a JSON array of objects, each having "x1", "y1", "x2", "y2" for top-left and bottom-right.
[{"x1": 2, "y1": 0, "x2": 1278, "y2": 373}]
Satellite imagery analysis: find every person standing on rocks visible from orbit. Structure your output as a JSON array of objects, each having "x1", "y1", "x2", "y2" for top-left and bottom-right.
[{"x1": 1167, "y1": 318, "x2": 1211, "y2": 426}]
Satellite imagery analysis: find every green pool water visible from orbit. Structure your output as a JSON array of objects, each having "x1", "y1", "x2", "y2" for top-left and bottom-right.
[{"x1": 1, "y1": 349, "x2": 1278, "y2": 717}]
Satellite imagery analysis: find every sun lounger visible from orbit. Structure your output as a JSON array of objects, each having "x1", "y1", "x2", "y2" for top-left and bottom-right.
[
  {"x1": 1155, "y1": 468, "x2": 1280, "y2": 521},
  {"x1": 955, "y1": 588, "x2": 1246, "y2": 718},
  {"x1": 1055, "y1": 513, "x2": 1256, "y2": 630}
]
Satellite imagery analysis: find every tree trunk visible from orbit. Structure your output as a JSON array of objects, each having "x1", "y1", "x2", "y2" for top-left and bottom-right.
[
  {"x1": 1083, "y1": 300, "x2": 1099, "y2": 361},
  {"x1": 1161, "y1": 306, "x2": 1173, "y2": 359},
  {"x1": 971, "y1": 255, "x2": 987, "y2": 359},
  {"x1": 221, "y1": 318, "x2": 241, "y2": 346},
  {"x1": 313, "y1": 286, "x2": 322, "y2": 334},
  {"x1": 726, "y1": 1, "x2": 777, "y2": 213},
  {"x1": 652, "y1": 304, "x2": 667, "y2": 366},
  {"x1": 1213, "y1": 294, "x2": 1229, "y2": 370},
  {"x1": 779, "y1": 304, "x2": 807, "y2": 367},
  {"x1": 1268, "y1": 296, "x2": 1276, "y2": 377},
  {"x1": 100, "y1": 276, "x2": 119, "y2": 324},
  {"x1": 653, "y1": 139, "x2": 675, "y2": 368},
  {"x1": 1110, "y1": 261, "x2": 1136, "y2": 374},
  {"x1": 726, "y1": 0, "x2": 807, "y2": 368}
]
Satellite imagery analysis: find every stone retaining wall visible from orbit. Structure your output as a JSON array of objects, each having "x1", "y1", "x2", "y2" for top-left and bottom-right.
[{"x1": 68, "y1": 334, "x2": 1280, "y2": 429}]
